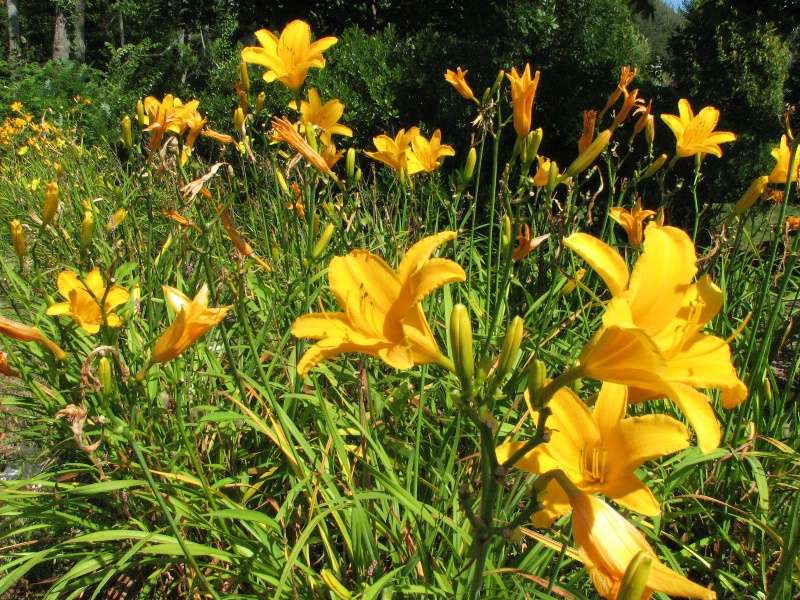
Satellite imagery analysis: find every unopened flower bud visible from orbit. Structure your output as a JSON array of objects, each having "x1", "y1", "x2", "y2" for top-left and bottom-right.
[
  {"x1": 522, "y1": 128, "x2": 543, "y2": 171},
  {"x1": 731, "y1": 175, "x2": 769, "y2": 217},
  {"x1": 617, "y1": 551, "x2": 652, "y2": 600},
  {"x1": 54, "y1": 162, "x2": 64, "y2": 178},
  {"x1": 239, "y1": 62, "x2": 250, "y2": 94},
  {"x1": 304, "y1": 121, "x2": 318, "y2": 152},
  {"x1": 313, "y1": 213, "x2": 320, "y2": 237},
  {"x1": 312, "y1": 223, "x2": 336, "y2": 259},
  {"x1": 546, "y1": 160, "x2": 560, "y2": 193},
  {"x1": 564, "y1": 129, "x2": 612, "y2": 178},
  {"x1": 450, "y1": 304, "x2": 475, "y2": 391},
  {"x1": 10, "y1": 219, "x2": 25, "y2": 260},
  {"x1": 490, "y1": 69, "x2": 505, "y2": 97},
  {"x1": 346, "y1": 147, "x2": 356, "y2": 187},
  {"x1": 98, "y1": 356, "x2": 113, "y2": 398},
  {"x1": 106, "y1": 208, "x2": 128, "y2": 233},
  {"x1": 642, "y1": 154, "x2": 668, "y2": 179},
  {"x1": 234, "y1": 107, "x2": 245, "y2": 132},
  {"x1": 121, "y1": 115, "x2": 132, "y2": 152},
  {"x1": 526, "y1": 359, "x2": 548, "y2": 410},
  {"x1": 501, "y1": 214, "x2": 513, "y2": 251},
  {"x1": 275, "y1": 170, "x2": 289, "y2": 194},
  {"x1": 136, "y1": 100, "x2": 144, "y2": 128},
  {"x1": 255, "y1": 91, "x2": 266, "y2": 115},
  {"x1": 42, "y1": 182, "x2": 59, "y2": 226},
  {"x1": 80, "y1": 210, "x2": 94, "y2": 252},
  {"x1": 495, "y1": 316, "x2": 524, "y2": 381},
  {"x1": 645, "y1": 115, "x2": 655, "y2": 147},
  {"x1": 460, "y1": 147, "x2": 477, "y2": 191}
]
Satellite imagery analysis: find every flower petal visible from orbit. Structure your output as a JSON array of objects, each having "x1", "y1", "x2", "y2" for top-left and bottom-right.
[
  {"x1": 563, "y1": 233, "x2": 629, "y2": 297},
  {"x1": 396, "y1": 231, "x2": 458, "y2": 283},
  {"x1": 669, "y1": 382, "x2": 721, "y2": 454},
  {"x1": 605, "y1": 414, "x2": 690, "y2": 475},
  {"x1": 601, "y1": 474, "x2": 661, "y2": 516}
]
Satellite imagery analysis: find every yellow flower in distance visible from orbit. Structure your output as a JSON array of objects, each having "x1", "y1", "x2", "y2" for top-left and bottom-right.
[
  {"x1": 241, "y1": 20, "x2": 337, "y2": 92},
  {"x1": 506, "y1": 64, "x2": 540, "y2": 139},
  {"x1": 445, "y1": 67, "x2": 476, "y2": 101},
  {"x1": 547, "y1": 471, "x2": 716, "y2": 600},
  {"x1": 292, "y1": 232, "x2": 466, "y2": 377},
  {"x1": 768, "y1": 135, "x2": 799, "y2": 184},
  {"x1": 0, "y1": 314, "x2": 66, "y2": 360},
  {"x1": 46, "y1": 269, "x2": 129, "y2": 334},
  {"x1": 565, "y1": 224, "x2": 748, "y2": 453},
  {"x1": 289, "y1": 89, "x2": 353, "y2": 146},
  {"x1": 410, "y1": 129, "x2": 455, "y2": 172},
  {"x1": 497, "y1": 383, "x2": 690, "y2": 528},
  {"x1": 138, "y1": 284, "x2": 231, "y2": 378},
  {"x1": 609, "y1": 198, "x2": 657, "y2": 250},
  {"x1": 661, "y1": 99, "x2": 736, "y2": 158},
  {"x1": 365, "y1": 127, "x2": 422, "y2": 175}
]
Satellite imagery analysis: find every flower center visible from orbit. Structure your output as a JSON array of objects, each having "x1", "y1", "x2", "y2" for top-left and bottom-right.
[{"x1": 581, "y1": 445, "x2": 607, "y2": 484}]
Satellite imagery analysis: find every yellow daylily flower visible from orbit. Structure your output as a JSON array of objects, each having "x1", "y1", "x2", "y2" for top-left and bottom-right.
[
  {"x1": 409, "y1": 129, "x2": 455, "y2": 172},
  {"x1": 272, "y1": 117, "x2": 339, "y2": 179},
  {"x1": 768, "y1": 135, "x2": 799, "y2": 184},
  {"x1": 365, "y1": 127, "x2": 422, "y2": 176},
  {"x1": 661, "y1": 99, "x2": 736, "y2": 158},
  {"x1": 565, "y1": 224, "x2": 748, "y2": 453},
  {"x1": 445, "y1": 67, "x2": 476, "y2": 101},
  {"x1": 549, "y1": 471, "x2": 717, "y2": 600},
  {"x1": 141, "y1": 94, "x2": 203, "y2": 154},
  {"x1": 531, "y1": 155, "x2": 555, "y2": 186},
  {"x1": 46, "y1": 269, "x2": 129, "y2": 334},
  {"x1": 241, "y1": 20, "x2": 337, "y2": 92},
  {"x1": 0, "y1": 314, "x2": 66, "y2": 360},
  {"x1": 292, "y1": 232, "x2": 466, "y2": 377},
  {"x1": 137, "y1": 284, "x2": 232, "y2": 379},
  {"x1": 506, "y1": 64, "x2": 540, "y2": 139},
  {"x1": 609, "y1": 198, "x2": 657, "y2": 250},
  {"x1": 289, "y1": 89, "x2": 353, "y2": 146},
  {"x1": 497, "y1": 383, "x2": 690, "y2": 527},
  {"x1": 578, "y1": 110, "x2": 597, "y2": 154}
]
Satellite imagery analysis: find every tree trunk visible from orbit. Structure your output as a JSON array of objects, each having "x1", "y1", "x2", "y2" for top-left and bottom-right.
[
  {"x1": 118, "y1": 7, "x2": 125, "y2": 46},
  {"x1": 74, "y1": 0, "x2": 86, "y2": 62},
  {"x1": 52, "y1": 7, "x2": 70, "y2": 60},
  {"x1": 7, "y1": 0, "x2": 20, "y2": 69}
]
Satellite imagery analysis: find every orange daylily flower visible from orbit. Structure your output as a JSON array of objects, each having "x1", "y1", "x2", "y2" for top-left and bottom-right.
[
  {"x1": 289, "y1": 89, "x2": 353, "y2": 146},
  {"x1": 445, "y1": 67, "x2": 476, "y2": 101},
  {"x1": 506, "y1": 64, "x2": 540, "y2": 139},
  {"x1": 272, "y1": 117, "x2": 339, "y2": 180},
  {"x1": 0, "y1": 314, "x2": 66, "y2": 360}
]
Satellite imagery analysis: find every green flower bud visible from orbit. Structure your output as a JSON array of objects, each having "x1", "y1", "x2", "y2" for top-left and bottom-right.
[
  {"x1": 121, "y1": 115, "x2": 132, "y2": 153},
  {"x1": 564, "y1": 129, "x2": 612, "y2": 178},
  {"x1": 10, "y1": 219, "x2": 25, "y2": 260},
  {"x1": 239, "y1": 62, "x2": 250, "y2": 94},
  {"x1": 450, "y1": 304, "x2": 474, "y2": 391},
  {"x1": 346, "y1": 147, "x2": 356, "y2": 187},
  {"x1": 460, "y1": 147, "x2": 477, "y2": 191},
  {"x1": 312, "y1": 223, "x2": 336, "y2": 259},
  {"x1": 80, "y1": 210, "x2": 94, "y2": 252},
  {"x1": 526, "y1": 359, "x2": 548, "y2": 411},
  {"x1": 495, "y1": 316, "x2": 524, "y2": 381},
  {"x1": 98, "y1": 356, "x2": 113, "y2": 398},
  {"x1": 642, "y1": 154, "x2": 668, "y2": 179},
  {"x1": 42, "y1": 182, "x2": 59, "y2": 226},
  {"x1": 617, "y1": 551, "x2": 652, "y2": 600},
  {"x1": 320, "y1": 570, "x2": 351, "y2": 600}
]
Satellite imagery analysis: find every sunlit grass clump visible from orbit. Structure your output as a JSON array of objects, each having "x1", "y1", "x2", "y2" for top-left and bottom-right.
[{"x1": 0, "y1": 18, "x2": 799, "y2": 600}]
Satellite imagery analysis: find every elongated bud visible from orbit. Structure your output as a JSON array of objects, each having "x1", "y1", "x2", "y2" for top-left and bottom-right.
[
  {"x1": 475, "y1": 354, "x2": 493, "y2": 386},
  {"x1": 106, "y1": 208, "x2": 128, "y2": 233},
  {"x1": 461, "y1": 147, "x2": 477, "y2": 190},
  {"x1": 10, "y1": 219, "x2": 26, "y2": 260},
  {"x1": 271, "y1": 242, "x2": 280, "y2": 262},
  {"x1": 546, "y1": 160, "x2": 559, "y2": 193},
  {"x1": 353, "y1": 167, "x2": 362, "y2": 186},
  {"x1": 617, "y1": 551, "x2": 652, "y2": 600},
  {"x1": 275, "y1": 170, "x2": 289, "y2": 194},
  {"x1": 731, "y1": 175, "x2": 769, "y2": 217},
  {"x1": 98, "y1": 356, "x2": 113, "y2": 398},
  {"x1": 642, "y1": 154, "x2": 668, "y2": 179},
  {"x1": 521, "y1": 128, "x2": 543, "y2": 174},
  {"x1": 496, "y1": 316, "x2": 524, "y2": 381},
  {"x1": 346, "y1": 147, "x2": 356, "y2": 187},
  {"x1": 255, "y1": 91, "x2": 266, "y2": 115},
  {"x1": 239, "y1": 62, "x2": 250, "y2": 94},
  {"x1": 121, "y1": 115, "x2": 132, "y2": 152},
  {"x1": 450, "y1": 304, "x2": 475, "y2": 391},
  {"x1": 234, "y1": 107, "x2": 245, "y2": 132},
  {"x1": 54, "y1": 162, "x2": 64, "y2": 178},
  {"x1": 80, "y1": 210, "x2": 95, "y2": 252},
  {"x1": 320, "y1": 570, "x2": 352, "y2": 600},
  {"x1": 490, "y1": 69, "x2": 505, "y2": 97},
  {"x1": 305, "y1": 121, "x2": 318, "y2": 152},
  {"x1": 526, "y1": 359, "x2": 548, "y2": 410},
  {"x1": 645, "y1": 115, "x2": 655, "y2": 147},
  {"x1": 313, "y1": 213, "x2": 320, "y2": 237},
  {"x1": 312, "y1": 223, "x2": 336, "y2": 259},
  {"x1": 43, "y1": 181, "x2": 59, "y2": 226},
  {"x1": 564, "y1": 129, "x2": 612, "y2": 178},
  {"x1": 136, "y1": 99, "x2": 144, "y2": 128},
  {"x1": 501, "y1": 214, "x2": 513, "y2": 251}
]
